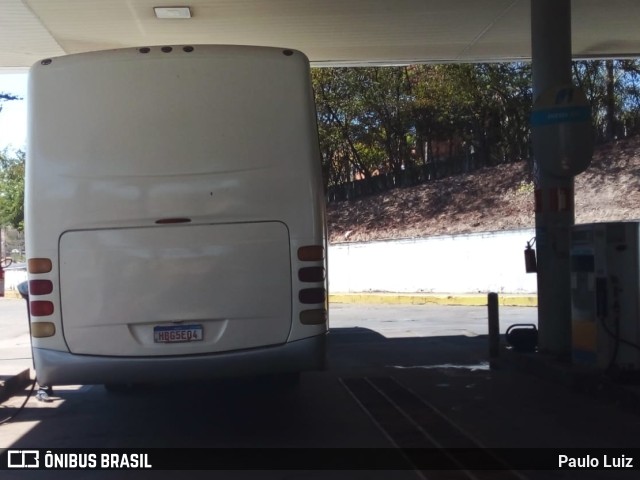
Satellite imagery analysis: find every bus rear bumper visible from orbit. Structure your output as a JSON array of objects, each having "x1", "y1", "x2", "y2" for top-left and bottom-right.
[{"x1": 33, "y1": 334, "x2": 326, "y2": 386}]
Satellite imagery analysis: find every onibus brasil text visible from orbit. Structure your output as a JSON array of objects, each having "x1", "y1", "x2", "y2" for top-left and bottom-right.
[{"x1": 41, "y1": 452, "x2": 152, "y2": 469}]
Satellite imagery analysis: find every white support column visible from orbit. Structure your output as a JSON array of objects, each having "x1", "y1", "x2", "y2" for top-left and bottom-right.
[{"x1": 531, "y1": 0, "x2": 574, "y2": 356}]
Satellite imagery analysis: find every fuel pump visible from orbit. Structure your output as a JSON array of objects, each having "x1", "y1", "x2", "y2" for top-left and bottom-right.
[{"x1": 570, "y1": 222, "x2": 640, "y2": 373}]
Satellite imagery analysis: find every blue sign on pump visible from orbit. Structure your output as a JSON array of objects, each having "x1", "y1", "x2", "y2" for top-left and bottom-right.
[
  {"x1": 531, "y1": 85, "x2": 593, "y2": 177},
  {"x1": 530, "y1": 105, "x2": 591, "y2": 127}
]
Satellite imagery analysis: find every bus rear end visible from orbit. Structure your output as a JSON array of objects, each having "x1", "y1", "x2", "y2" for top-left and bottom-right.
[{"x1": 25, "y1": 45, "x2": 327, "y2": 386}]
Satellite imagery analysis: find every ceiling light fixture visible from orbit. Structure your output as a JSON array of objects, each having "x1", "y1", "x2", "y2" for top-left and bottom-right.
[{"x1": 154, "y1": 7, "x2": 192, "y2": 19}]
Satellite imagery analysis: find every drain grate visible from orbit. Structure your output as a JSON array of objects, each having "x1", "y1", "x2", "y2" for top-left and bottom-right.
[{"x1": 340, "y1": 376, "x2": 528, "y2": 480}]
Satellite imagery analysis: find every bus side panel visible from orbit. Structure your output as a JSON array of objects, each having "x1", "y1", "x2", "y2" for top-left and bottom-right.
[
  {"x1": 26, "y1": 45, "x2": 327, "y2": 379},
  {"x1": 26, "y1": 46, "x2": 322, "y2": 235},
  {"x1": 59, "y1": 222, "x2": 292, "y2": 356}
]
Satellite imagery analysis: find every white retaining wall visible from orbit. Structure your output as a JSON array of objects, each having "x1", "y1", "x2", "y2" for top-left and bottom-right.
[
  {"x1": 4, "y1": 267, "x2": 27, "y2": 290},
  {"x1": 328, "y1": 228, "x2": 537, "y2": 294},
  {"x1": 4, "y1": 229, "x2": 538, "y2": 296}
]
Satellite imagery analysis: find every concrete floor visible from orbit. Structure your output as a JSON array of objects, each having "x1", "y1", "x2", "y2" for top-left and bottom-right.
[{"x1": 0, "y1": 302, "x2": 639, "y2": 479}]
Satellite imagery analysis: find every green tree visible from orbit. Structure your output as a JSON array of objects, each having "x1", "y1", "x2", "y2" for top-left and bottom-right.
[
  {"x1": 314, "y1": 60, "x2": 640, "y2": 202},
  {"x1": 356, "y1": 67, "x2": 414, "y2": 176},
  {"x1": 572, "y1": 59, "x2": 640, "y2": 142},
  {"x1": 409, "y1": 64, "x2": 479, "y2": 175},
  {"x1": 0, "y1": 149, "x2": 25, "y2": 231},
  {"x1": 408, "y1": 63, "x2": 531, "y2": 174},
  {"x1": 313, "y1": 68, "x2": 373, "y2": 186},
  {"x1": 313, "y1": 67, "x2": 415, "y2": 185}
]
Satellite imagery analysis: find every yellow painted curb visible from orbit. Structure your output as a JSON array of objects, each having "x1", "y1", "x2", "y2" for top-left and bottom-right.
[{"x1": 329, "y1": 293, "x2": 537, "y2": 307}]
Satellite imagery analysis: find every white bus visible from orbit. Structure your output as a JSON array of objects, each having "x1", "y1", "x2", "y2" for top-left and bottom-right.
[{"x1": 25, "y1": 45, "x2": 328, "y2": 387}]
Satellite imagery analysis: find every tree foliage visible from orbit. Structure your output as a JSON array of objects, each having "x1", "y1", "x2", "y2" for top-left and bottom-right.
[
  {"x1": 0, "y1": 92, "x2": 21, "y2": 114},
  {"x1": 314, "y1": 60, "x2": 640, "y2": 201},
  {"x1": 573, "y1": 60, "x2": 640, "y2": 142},
  {"x1": 314, "y1": 63, "x2": 533, "y2": 197},
  {"x1": 0, "y1": 91, "x2": 25, "y2": 230},
  {"x1": 0, "y1": 149, "x2": 25, "y2": 231}
]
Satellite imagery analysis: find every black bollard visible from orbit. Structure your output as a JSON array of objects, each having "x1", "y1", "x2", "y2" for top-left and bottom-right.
[{"x1": 488, "y1": 292, "x2": 500, "y2": 362}]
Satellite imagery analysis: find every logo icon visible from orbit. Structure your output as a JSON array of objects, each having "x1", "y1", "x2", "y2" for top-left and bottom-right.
[{"x1": 7, "y1": 450, "x2": 40, "y2": 468}]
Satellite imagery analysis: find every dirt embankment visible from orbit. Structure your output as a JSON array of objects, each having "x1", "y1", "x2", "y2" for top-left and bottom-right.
[{"x1": 327, "y1": 136, "x2": 640, "y2": 244}]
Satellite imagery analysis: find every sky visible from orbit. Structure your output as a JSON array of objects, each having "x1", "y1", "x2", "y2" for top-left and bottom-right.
[{"x1": 0, "y1": 73, "x2": 28, "y2": 152}]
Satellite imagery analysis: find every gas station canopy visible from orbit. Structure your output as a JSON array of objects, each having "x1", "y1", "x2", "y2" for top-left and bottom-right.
[{"x1": 2, "y1": 0, "x2": 640, "y2": 70}]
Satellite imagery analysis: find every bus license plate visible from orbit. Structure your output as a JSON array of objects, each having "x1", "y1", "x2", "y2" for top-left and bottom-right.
[{"x1": 154, "y1": 325, "x2": 203, "y2": 343}]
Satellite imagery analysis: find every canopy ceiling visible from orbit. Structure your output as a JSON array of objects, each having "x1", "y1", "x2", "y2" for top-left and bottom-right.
[{"x1": 1, "y1": 0, "x2": 640, "y2": 70}]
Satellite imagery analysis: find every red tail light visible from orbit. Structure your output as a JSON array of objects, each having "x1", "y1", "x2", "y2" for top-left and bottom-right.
[
  {"x1": 31, "y1": 301, "x2": 54, "y2": 316},
  {"x1": 298, "y1": 266, "x2": 325, "y2": 282},
  {"x1": 29, "y1": 279, "x2": 53, "y2": 295},
  {"x1": 300, "y1": 309, "x2": 327, "y2": 325},
  {"x1": 299, "y1": 288, "x2": 326, "y2": 304},
  {"x1": 298, "y1": 245, "x2": 324, "y2": 261}
]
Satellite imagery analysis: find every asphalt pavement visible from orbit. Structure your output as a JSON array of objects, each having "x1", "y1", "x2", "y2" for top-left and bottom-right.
[
  {"x1": 0, "y1": 297, "x2": 32, "y2": 402},
  {"x1": 0, "y1": 293, "x2": 539, "y2": 403},
  {"x1": 3, "y1": 299, "x2": 640, "y2": 479}
]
